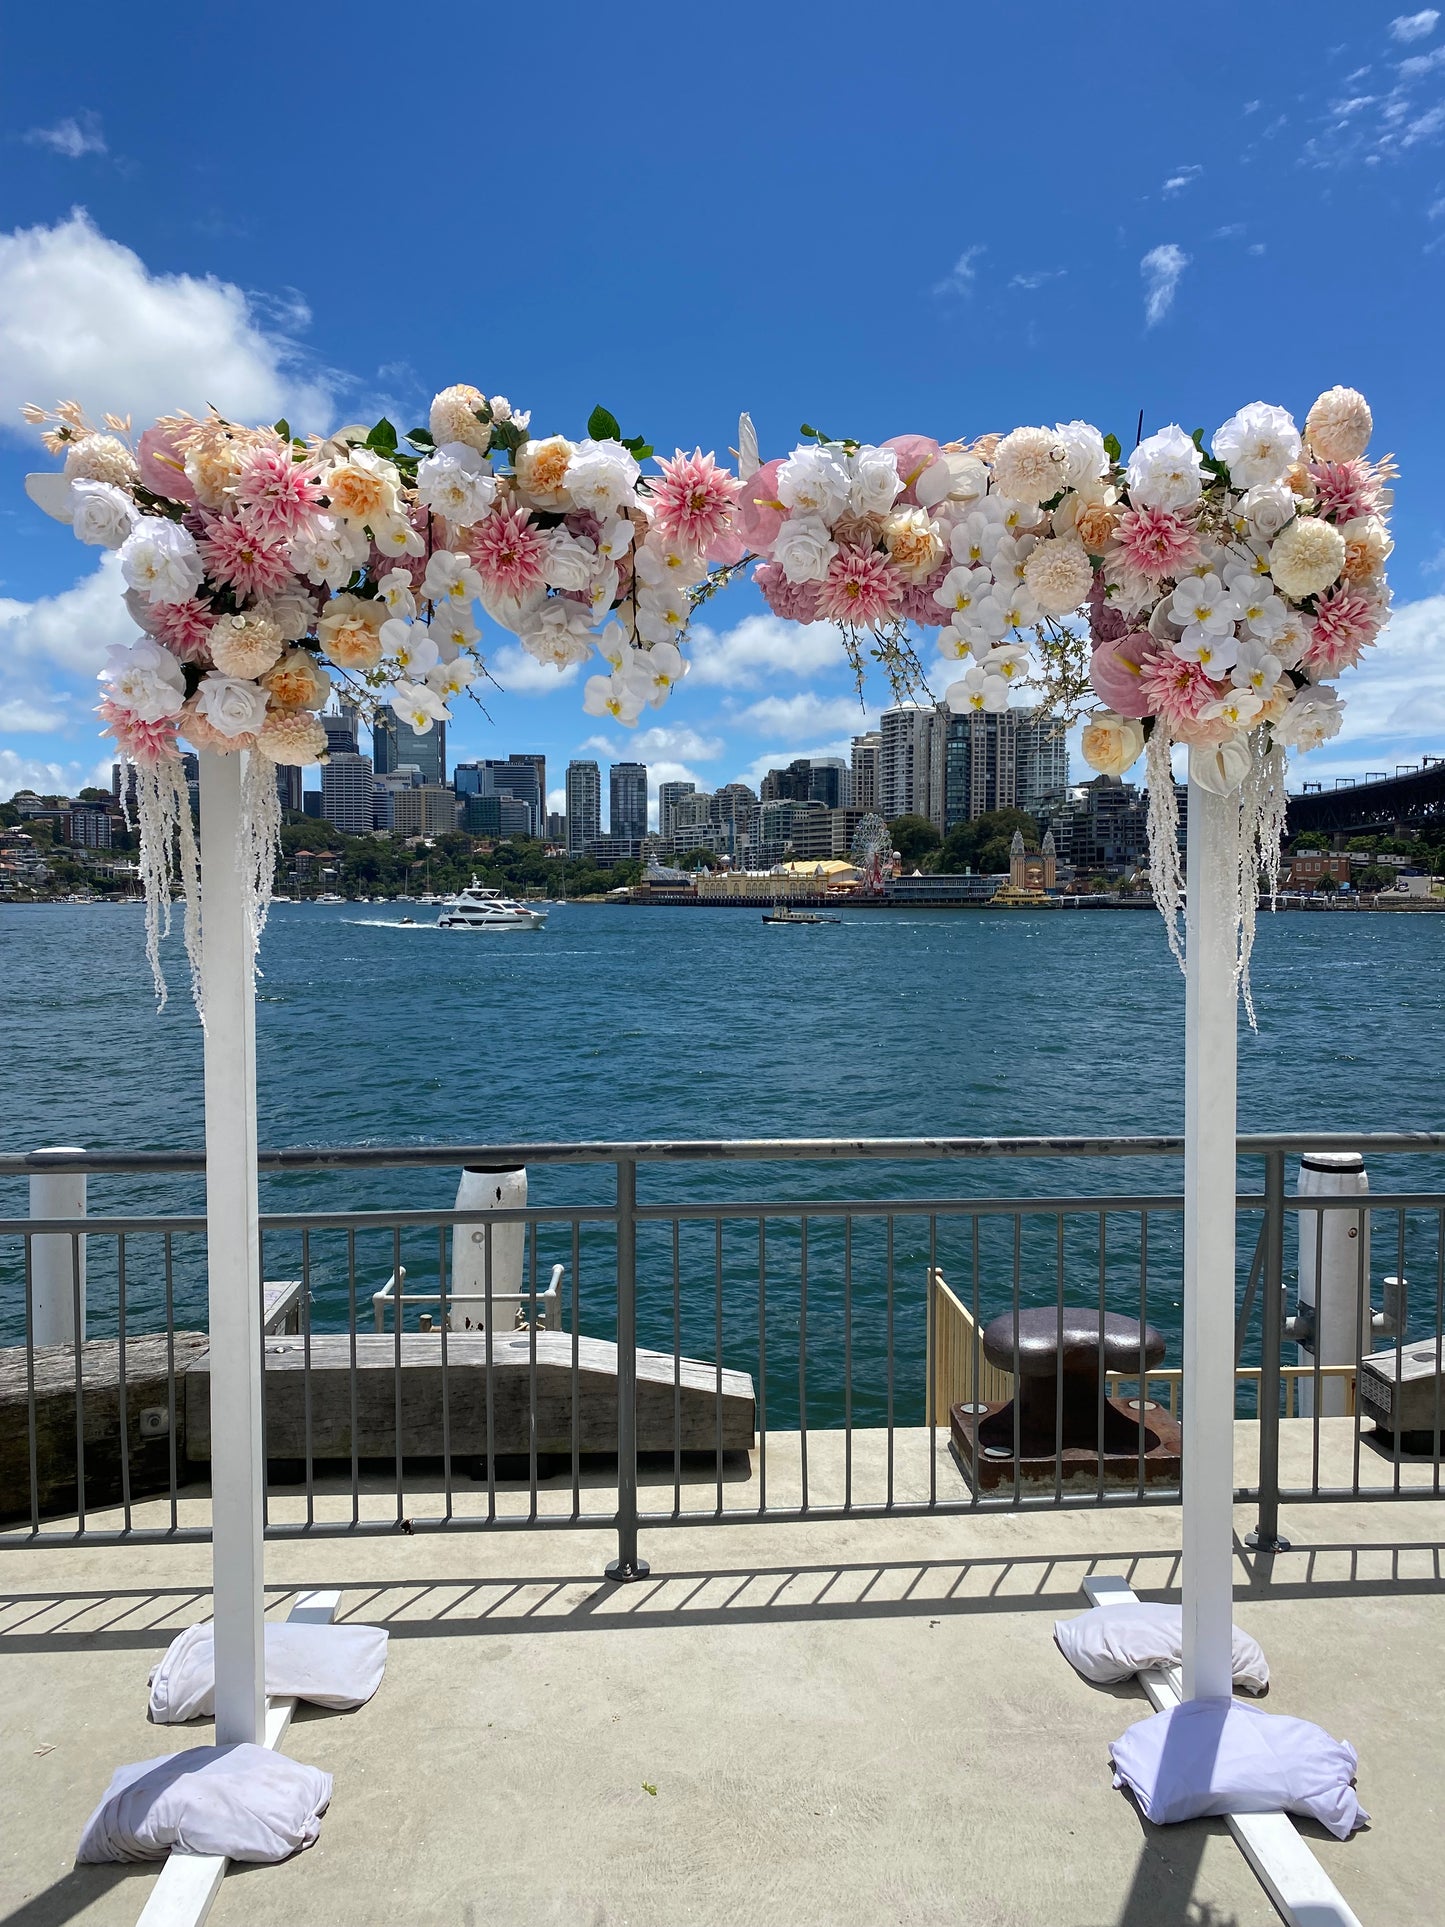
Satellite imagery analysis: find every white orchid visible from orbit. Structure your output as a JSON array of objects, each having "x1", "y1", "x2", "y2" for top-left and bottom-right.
[
  {"x1": 594, "y1": 622, "x2": 633, "y2": 673},
  {"x1": 945, "y1": 665, "x2": 1010, "y2": 714},
  {"x1": 430, "y1": 605, "x2": 481, "y2": 656},
  {"x1": 583, "y1": 669, "x2": 645, "y2": 726},
  {"x1": 933, "y1": 564, "x2": 992, "y2": 618},
  {"x1": 636, "y1": 584, "x2": 692, "y2": 644},
  {"x1": 593, "y1": 516, "x2": 635, "y2": 563},
  {"x1": 950, "y1": 510, "x2": 1009, "y2": 568},
  {"x1": 583, "y1": 564, "x2": 621, "y2": 617},
  {"x1": 634, "y1": 531, "x2": 702, "y2": 586},
  {"x1": 1232, "y1": 638, "x2": 1283, "y2": 696},
  {"x1": 426, "y1": 656, "x2": 478, "y2": 700},
  {"x1": 421, "y1": 550, "x2": 483, "y2": 606},
  {"x1": 371, "y1": 512, "x2": 427, "y2": 559},
  {"x1": 981, "y1": 643, "x2": 1032, "y2": 685},
  {"x1": 380, "y1": 620, "x2": 440, "y2": 678},
  {"x1": 388, "y1": 680, "x2": 449, "y2": 733},
  {"x1": 378, "y1": 569, "x2": 418, "y2": 619},
  {"x1": 631, "y1": 641, "x2": 687, "y2": 708},
  {"x1": 1201, "y1": 688, "x2": 1265, "y2": 730}
]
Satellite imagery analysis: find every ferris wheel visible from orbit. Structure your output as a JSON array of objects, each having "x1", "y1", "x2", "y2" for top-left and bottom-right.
[{"x1": 850, "y1": 813, "x2": 892, "y2": 892}]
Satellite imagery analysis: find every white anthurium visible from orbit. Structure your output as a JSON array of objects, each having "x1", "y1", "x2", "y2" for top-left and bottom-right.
[
  {"x1": 378, "y1": 570, "x2": 418, "y2": 619},
  {"x1": 981, "y1": 643, "x2": 1032, "y2": 685},
  {"x1": 583, "y1": 669, "x2": 645, "y2": 727},
  {"x1": 1201, "y1": 688, "x2": 1265, "y2": 730},
  {"x1": 633, "y1": 641, "x2": 687, "y2": 707},
  {"x1": 99, "y1": 639, "x2": 186, "y2": 722},
  {"x1": 1188, "y1": 736, "x2": 1254, "y2": 795},
  {"x1": 426, "y1": 656, "x2": 478, "y2": 701},
  {"x1": 25, "y1": 470, "x2": 76, "y2": 524},
  {"x1": 945, "y1": 666, "x2": 1011, "y2": 714},
  {"x1": 933, "y1": 564, "x2": 992, "y2": 619},
  {"x1": 478, "y1": 581, "x2": 547, "y2": 634},
  {"x1": 1232, "y1": 639, "x2": 1283, "y2": 696},
  {"x1": 421, "y1": 550, "x2": 483, "y2": 606},
  {"x1": 388, "y1": 680, "x2": 450, "y2": 733}
]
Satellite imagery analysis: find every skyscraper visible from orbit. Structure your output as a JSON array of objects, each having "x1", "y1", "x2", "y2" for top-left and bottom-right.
[
  {"x1": 942, "y1": 704, "x2": 1068, "y2": 827},
  {"x1": 610, "y1": 760, "x2": 648, "y2": 838},
  {"x1": 373, "y1": 710, "x2": 446, "y2": 785},
  {"x1": 808, "y1": 759, "x2": 847, "y2": 809},
  {"x1": 851, "y1": 732, "x2": 882, "y2": 813},
  {"x1": 565, "y1": 760, "x2": 601, "y2": 853},
  {"x1": 321, "y1": 751, "x2": 374, "y2": 834},
  {"x1": 879, "y1": 706, "x2": 946, "y2": 828},
  {"x1": 275, "y1": 764, "x2": 303, "y2": 814},
  {"x1": 658, "y1": 780, "x2": 696, "y2": 837},
  {"x1": 322, "y1": 706, "x2": 359, "y2": 758}
]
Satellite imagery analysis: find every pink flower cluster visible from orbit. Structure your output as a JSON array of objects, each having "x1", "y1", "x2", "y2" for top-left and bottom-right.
[
  {"x1": 468, "y1": 505, "x2": 545, "y2": 598},
  {"x1": 651, "y1": 449, "x2": 742, "y2": 560}
]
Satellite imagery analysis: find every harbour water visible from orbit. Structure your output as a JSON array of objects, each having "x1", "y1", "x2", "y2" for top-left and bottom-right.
[{"x1": 2, "y1": 901, "x2": 1441, "y2": 1423}]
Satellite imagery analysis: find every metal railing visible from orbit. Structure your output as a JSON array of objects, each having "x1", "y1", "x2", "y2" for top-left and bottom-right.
[{"x1": 2, "y1": 1133, "x2": 1442, "y2": 1571}]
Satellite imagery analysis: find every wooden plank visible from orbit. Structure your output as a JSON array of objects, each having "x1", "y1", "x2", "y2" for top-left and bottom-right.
[
  {"x1": 136, "y1": 1589, "x2": 340, "y2": 1927},
  {"x1": 1081, "y1": 1577, "x2": 1364, "y2": 1927},
  {"x1": 0, "y1": 1335, "x2": 208, "y2": 1522},
  {"x1": 185, "y1": 1332, "x2": 756, "y2": 1462}
]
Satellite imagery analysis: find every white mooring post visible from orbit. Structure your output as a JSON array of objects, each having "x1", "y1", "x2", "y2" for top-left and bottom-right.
[
  {"x1": 1181, "y1": 778, "x2": 1239, "y2": 1702},
  {"x1": 198, "y1": 751, "x2": 266, "y2": 1747},
  {"x1": 29, "y1": 1149, "x2": 87, "y2": 1346}
]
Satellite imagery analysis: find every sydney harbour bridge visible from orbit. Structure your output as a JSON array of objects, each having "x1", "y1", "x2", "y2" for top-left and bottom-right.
[{"x1": 1285, "y1": 756, "x2": 1445, "y2": 839}]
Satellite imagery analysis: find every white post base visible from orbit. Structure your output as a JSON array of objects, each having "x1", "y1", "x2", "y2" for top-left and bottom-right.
[{"x1": 30, "y1": 1150, "x2": 87, "y2": 1346}]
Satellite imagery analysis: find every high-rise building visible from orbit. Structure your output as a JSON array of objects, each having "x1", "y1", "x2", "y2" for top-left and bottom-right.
[
  {"x1": 851, "y1": 732, "x2": 881, "y2": 813},
  {"x1": 879, "y1": 706, "x2": 946, "y2": 829},
  {"x1": 760, "y1": 758, "x2": 814, "y2": 804},
  {"x1": 565, "y1": 761, "x2": 601, "y2": 854},
  {"x1": 658, "y1": 780, "x2": 696, "y2": 837},
  {"x1": 808, "y1": 759, "x2": 847, "y2": 809},
  {"x1": 275, "y1": 764, "x2": 303, "y2": 814},
  {"x1": 511, "y1": 754, "x2": 546, "y2": 817},
  {"x1": 545, "y1": 811, "x2": 567, "y2": 843},
  {"x1": 322, "y1": 705, "x2": 359, "y2": 758},
  {"x1": 320, "y1": 751, "x2": 374, "y2": 834},
  {"x1": 1016, "y1": 711, "x2": 1070, "y2": 820},
  {"x1": 373, "y1": 710, "x2": 445, "y2": 785},
  {"x1": 63, "y1": 802, "x2": 112, "y2": 848},
  {"x1": 1047, "y1": 777, "x2": 1149, "y2": 874},
  {"x1": 610, "y1": 761, "x2": 648, "y2": 838},
  {"x1": 943, "y1": 705, "x2": 1069, "y2": 828},
  {"x1": 393, "y1": 785, "x2": 459, "y2": 837}
]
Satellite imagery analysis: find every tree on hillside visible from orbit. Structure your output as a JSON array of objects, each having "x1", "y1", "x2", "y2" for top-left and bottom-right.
[
  {"x1": 887, "y1": 815, "x2": 942, "y2": 865},
  {"x1": 1293, "y1": 831, "x2": 1331, "y2": 852},
  {"x1": 935, "y1": 808, "x2": 1039, "y2": 876}
]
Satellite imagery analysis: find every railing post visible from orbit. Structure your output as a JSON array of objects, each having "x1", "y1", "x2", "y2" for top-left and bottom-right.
[
  {"x1": 30, "y1": 1149, "x2": 87, "y2": 1347},
  {"x1": 1248, "y1": 1146, "x2": 1290, "y2": 1553},
  {"x1": 606, "y1": 1156, "x2": 649, "y2": 1582}
]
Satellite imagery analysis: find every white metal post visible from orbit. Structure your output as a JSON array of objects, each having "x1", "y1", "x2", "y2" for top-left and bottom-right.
[
  {"x1": 29, "y1": 1149, "x2": 86, "y2": 1346},
  {"x1": 1181, "y1": 778, "x2": 1239, "y2": 1701},
  {"x1": 198, "y1": 751, "x2": 266, "y2": 1746}
]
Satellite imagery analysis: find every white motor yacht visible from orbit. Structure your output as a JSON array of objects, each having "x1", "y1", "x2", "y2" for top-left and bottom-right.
[{"x1": 437, "y1": 880, "x2": 548, "y2": 931}]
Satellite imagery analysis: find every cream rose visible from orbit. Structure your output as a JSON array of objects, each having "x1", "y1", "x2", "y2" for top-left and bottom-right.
[
  {"x1": 318, "y1": 592, "x2": 387, "y2": 671},
  {"x1": 260, "y1": 648, "x2": 331, "y2": 710},
  {"x1": 514, "y1": 435, "x2": 576, "y2": 511},
  {"x1": 881, "y1": 507, "x2": 945, "y2": 582},
  {"x1": 1080, "y1": 710, "x2": 1146, "y2": 777},
  {"x1": 324, "y1": 449, "x2": 400, "y2": 528},
  {"x1": 429, "y1": 383, "x2": 492, "y2": 455},
  {"x1": 1339, "y1": 515, "x2": 1392, "y2": 585}
]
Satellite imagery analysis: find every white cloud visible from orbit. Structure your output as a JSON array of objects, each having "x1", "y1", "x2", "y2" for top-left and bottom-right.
[
  {"x1": 0, "y1": 747, "x2": 111, "y2": 802},
  {"x1": 0, "y1": 698, "x2": 70, "y2": 733},
  {"x1": 933, "y1": 245, "x2": 985, "y2": 296},
  {"x1": 546, "y1": 786, "x2": 565, "y2": 814},
  {"x1": 687, "y1": 612, "x2": 846, "y2": 689},
  {"x1": 1161, "y1": 164, "x2": 1203, "y2": 194},
  {"x1": 1391, "y1": 10, "x2": 1439, "y2": 42},
  {"x1": 23, "y1": 114, "x2": 106, "y2": 159},
  {"x1": 733, "y1": 742, "x2": 853, "y2": 793},
  {"x1": 1140, "y1": 243, "x2": 1190, "y2": 326},
  {"x1": 0, "y1": 211, "x2": 334, "y2": 437},
  {"x1": 1008, "y1": 268, "x2": 1066, "y2": 291},
  {"x1": 632, "y1": 722, "x2": 725, "y2": 761},
  {"x1": 487, "y1": 642, "x2": 582, "y2": 696},
  {"x1": 1304, "y1": 594, "x2": 1445, "y2": 759},
  {"x1": 0, "y1": 555, "x2": 138, "y2": 740},
  {"x1": 737, "y1": 691, "x2": 876, "y2": 739}
]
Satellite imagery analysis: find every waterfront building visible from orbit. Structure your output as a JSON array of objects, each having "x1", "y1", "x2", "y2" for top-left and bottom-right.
[
  {"x1": 583, "y1": 834, "x2": 644, "y2": 866},
  {"x1": 1047, "y1": 776, "x2": 1149, "y2": 875},
  {"x1": 394, "y1": 785, "x2": 460, "y2": 837},
  {"x1": 1017, "y1": 713, "x2": 1070, "y2": 820},
  {"x1": 658, "y1": 780, "x2": 696, "y2": 838},
  {"x1": 545, "y1": 811, "x2": 567, "y2": 843},
  {"x1": 275, "y1": 764, "x2": 303, "y2": 815},
  {"x1": 884, "y1": 872, "x2": 998, "y2": 905},
  {"x1": 372, "y1": 768, "x2": 421, "y2": 830},
  {"x1": 880, "y1": 705, "x2": 946, "y2": 828},
  {"x1": 566, "y1": 761, "x2": 602, "y2": 853},
  {"x1": 941, "y1": 705, "x2": 1066, "y2": 828},
  {"x1": 321, "y1": 751, "x2": 374, "y2": 835},
  {"x1": 610, "y1": 761, "x2": 648, "y2": 839},
  {"x1": 454, "y1": 756, "x2": 543, "y2": 835},
  {"x1": 62, "y1": 802, "x2": 112, "y2": 849},
  {"x1": 809, "y1": 759, "x2": 848, "y2": 809},
  {"x1": 851, "y1": 732, "x2": 881, "y2": 813},
  {"x1": 374, "y1": 710, "x2": 446, "y2": 785},
  {"x1": 1287, "y1": 851, "x2": 1352, "y2": 889}
]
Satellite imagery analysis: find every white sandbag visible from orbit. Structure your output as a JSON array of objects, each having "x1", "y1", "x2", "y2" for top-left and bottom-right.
[
  {"x1": 1055, "y1": 1602, "x2": 1269, "y2": 1693},
  {"x1": 1110, "y1": 1699, "x2": 1366, "y2": 1839},
  {"x1": 76, "y1": 1743, "x2": 332, "y2": 1863},
  {"x1": 149, "y1": 1620, "x2": 388, "y2": 1724}
]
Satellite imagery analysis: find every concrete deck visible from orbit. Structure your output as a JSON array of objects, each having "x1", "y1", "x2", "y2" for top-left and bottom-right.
[{"x1": 2, "y1": 1429, "x2": 1442, "y2": 1927}]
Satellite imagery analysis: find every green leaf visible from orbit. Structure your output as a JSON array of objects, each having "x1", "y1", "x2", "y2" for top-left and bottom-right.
[
  {"x1": 366, "y1": 417, "x2": 398, "y2": 452},
  {"x1": 622, "y1": 436, "x2": 654, "y2": 461},
  {"x1": 589, "y1": 404, "x2": 622, "y2": 442},
  {"x1": 1103, "y1": 432, "x2": 1121, "y2": 464},
  {"x1": 273, "y1": 418, "x2": 291, "y2": 441},
  {"x1": 473, "y1": 399, "x2": 493, "y2": 425},
  {"x1": 800, "y1": 423, "x2": 817, "y2": 439},
  {"x1": 642, "y1": 1783, "x2": 657, "y2": 1797},
  {"x1": 406, "y1": 428, "x2": 435, "y2": 447},
  {"x1": 491, "y1": 420, "x2": 527, "y2": 455},
  {"x1": 1191, "y1": 427, "x2": 1206, "y2": 451}
]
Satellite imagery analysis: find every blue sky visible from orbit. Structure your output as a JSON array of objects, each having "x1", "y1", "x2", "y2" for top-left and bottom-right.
[{"x1": 3, "y1": 1, "x2": 1444, "y2": 820}]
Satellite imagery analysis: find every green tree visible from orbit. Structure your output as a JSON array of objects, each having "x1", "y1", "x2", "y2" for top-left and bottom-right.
[
  {"x1": 1314, "y1": 876, "x2": 1339, "y2": 895},
  {"x1": 1357, "y1": 865, "x2": 1394, "y2": 893},
  {"x1": 675, "y1": 847, "x2": 717, "y2": 870},
  {"x1": 1293, "y1": 831, "x2": 1331, "y2": 852},
  {"x1": 887, "y1": 815, "x2": 942, "y2": 866},
  {"x1": 935, "y1": 808, "x2": 1039, "y2": 876}
]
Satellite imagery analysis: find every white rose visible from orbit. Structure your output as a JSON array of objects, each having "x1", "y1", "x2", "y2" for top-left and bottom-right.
[
  {"x1": 539, "y1": 527, "x2": 598, "y2": 592},
  {"x1": 1125, "y1": 425, "x2": 1205, "y2": 512},
  {"x1": 70, "y1": 480, "x2": 138, "y2": 549},
  {"x1": 1212, "y1": 402, "x2": 1301, "y2": 489},
  {"x1": 565, "y1": 439, "x2": 641, "y2": 516},
  {"x1": 519, "y1": 600, "x2": 594, "y2": 670},
  {"x1": 848, "y1": 445, "x2": 902, "y2": 517},
  {"x1": 1237, "y1": 483, "x2": 1296, "y2": 541},
  {"x1": 118, "y1": 518, "x2": 205, "y2": 605},
  {"x1": 772, "y1": 515, "x2": 838, "y2": 584},
  {"x1": 100, "y1": 639, "x2": 186, "y2": 722},
  {"x1": 1272, "y1": 684, "x2": 1344, "y2": 752},
  {"x1": 776, "y1": 445, "x2": 851, "y2": 521},
  {"x1": 1054, "y1": 420, "x2": 1108, "y2": 491},
  {"x1": 414, "y1": 443, "x2": 497, "y2": 525},
  {"x1": 195, "y1": 673, "x2": 271, "y2": 739},
  {"x1": 1080, "y1": 711, "x2": 1146, "y2": 778}
]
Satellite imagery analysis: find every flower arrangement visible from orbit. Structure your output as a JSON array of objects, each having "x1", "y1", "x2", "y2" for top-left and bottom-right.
[{"x1": 22, "y1": 391, "x2": 744, "y2": 1002}]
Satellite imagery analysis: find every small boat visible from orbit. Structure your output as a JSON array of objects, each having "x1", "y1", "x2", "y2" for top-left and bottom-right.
[
  {"x1": 314, "y1": 892, "x2": 345, "y2": 904},
  {"x1": 762, "y1": 905, "x2": 840, "y2": 925},
  {"x1": 438, "y1": 880, "x2": 548, "y2": 931},
  {"x1": 399, "y1": 915, "x2": 416, "y2": 925}
]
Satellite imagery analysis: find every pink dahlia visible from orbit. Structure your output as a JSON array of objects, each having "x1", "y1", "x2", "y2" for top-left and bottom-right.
[
  {"x1": 198, "y1": 515, "x2": 294, "y2": 599},
  {"x1": 816, "y1": 546, "x2": 902, "y2": 628},
  {"x1": 651, "y1": 449, "x2": 741, "y2": 555},
  {"x1": 98, "y1": 700, "x2": 180, "y2": 765},
  {"x1": 135, "y1": 423, "x2": 197, "y2": 506},
  {"x1": 232, "y1": 445, "x2": 323, "y2": 541},
  {"x1": 1138, "y1": 654, "x2": 1219, "y2": 729},
  {"x1": 733, "y1": 458, "x2": 786, "y2": 556},
  {"x1": 1113, "y1": 504, "x2": 1200, "y2": 581},
  {"x1": 468, "y1": 504, "x2": 546, "y2": 598},
  {"x1": 894, "y1": 562, "x2": 951, "y2": 627},
  {"x1": 1308, "y1": 460, "x2": 1378, "y2": 524},
  {"x1": 149, "y1": 597, "x2": 217, "y2": 665},
  {"x1": 755, "y1": 562, "x2": 822, "y2": 623},
  {"x1": 1090, "y1": 631, "x2": 1160, "y2": 718},
  {"x1": 1300, "y1": 587, "x2": 1379, "y2": 678}
]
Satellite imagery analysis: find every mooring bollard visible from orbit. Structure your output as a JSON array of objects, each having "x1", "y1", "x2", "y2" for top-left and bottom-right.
[{"x1": 29, "y1": 1147, "x2": 87, "y2": 1347}]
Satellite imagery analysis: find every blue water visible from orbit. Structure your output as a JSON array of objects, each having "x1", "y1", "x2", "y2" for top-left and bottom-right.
[{"x1": 2, "y1": 901, "x2": 1441, "y2": 1423}]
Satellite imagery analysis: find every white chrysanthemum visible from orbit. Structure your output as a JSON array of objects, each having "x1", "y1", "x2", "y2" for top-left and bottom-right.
[
  {"x1": 1212, "y1": 403, "x2": 1301, "y2": 489},
  {"x1": 1304, "y1": 386, "x2": 1372, "y2": 463},
  {"x1": 210, "y1": 611, "x2": 285, "y2": 680},
  {"x1": 429, "y1": 384, "x2": 492, "y2": 455},
  {"x1": 257, "y1": 706, "x2": 328, "y2": 765},
  {"x1": 1266, "y1": 515, "x2": 1347, "y2": 601},
  {"x1": 990, "y1": 426, "x2": 1069, "y2": 504},
  {"x1": 1022, "y1": 537, "x2": 1094, "y2": 616},
  {"x1": 64, "y1": 434, "x2": 138, "y2": 488}
]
